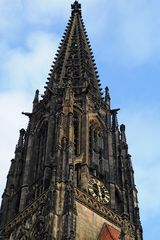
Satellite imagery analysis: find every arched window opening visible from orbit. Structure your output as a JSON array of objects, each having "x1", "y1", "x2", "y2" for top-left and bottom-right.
[
  {"x1": 89, "y1": 126, "x2": 93, "y2": 158},
  {"x1": 74, "y1": 112, "x2": 80, "y2": 156},
  {"x1": 75, "y1": 163, "x2": 81, "y2": 187},
  {"x1": 9, "y1": 184, "x2": 14, "y2": 197},
  {"x1": 30, "y1": 121, "x2": 48, "y2": 201},
  {"x1": 115, "y1": 187, "x2": 123, "y2": 213},
  {"x1": 89, "y1": 120, "x2": 104, "y2": 177},
  {"x1": 99, "y1": 150, "x2": 103, "y2": 173},
  {"x1": 35, "y1": 122, "x2": 48, "y2": 178}
]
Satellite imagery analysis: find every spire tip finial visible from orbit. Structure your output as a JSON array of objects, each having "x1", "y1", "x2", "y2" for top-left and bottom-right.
[{"x1": 71, "y1": 1, "x2": 81, "y2": 16}]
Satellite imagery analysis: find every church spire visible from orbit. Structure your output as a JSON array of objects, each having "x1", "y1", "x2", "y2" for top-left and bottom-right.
[{"x1": 44, "y1": 0, "x2": 102, "y2": 99}]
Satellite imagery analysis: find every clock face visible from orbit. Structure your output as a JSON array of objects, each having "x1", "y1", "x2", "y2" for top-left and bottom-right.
[{"x1": 88, "y1": 178, "x2": 110, "y2": 204}]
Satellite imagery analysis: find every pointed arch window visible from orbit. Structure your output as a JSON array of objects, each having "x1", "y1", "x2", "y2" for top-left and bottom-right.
[
  {"x1": 89, "y1": 120, "x2": 104, "y2": 177},
  {"x1": 34, "y1": 121, "x2": 48, "y2": 184},
  {"x1": 89, "y1": 125, "x2": 93, "y2": 157},
  {"x1": 74, "y1": 112, "x2": 80, "y2": 156}
]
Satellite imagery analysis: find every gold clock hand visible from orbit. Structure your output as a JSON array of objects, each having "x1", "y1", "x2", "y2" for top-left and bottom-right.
[{"x1": 97, "y1": 183, "x2": 103, "y2": 200}]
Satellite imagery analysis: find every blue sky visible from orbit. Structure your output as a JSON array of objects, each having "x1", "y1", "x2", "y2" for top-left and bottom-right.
[{"x1": 0, "y1": 0, "x2": 160, "y2": 238}]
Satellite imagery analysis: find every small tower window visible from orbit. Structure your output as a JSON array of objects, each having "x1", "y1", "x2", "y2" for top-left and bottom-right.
[
  {"x1": 89, "y1": 126, "x2": 92, "y2": 157},
  {"x1": 74, "y1": 112, "x2": 80, "y2": 156},
  {"x1": 34, "y1": 122, "x2": 48, "y2": 190}
]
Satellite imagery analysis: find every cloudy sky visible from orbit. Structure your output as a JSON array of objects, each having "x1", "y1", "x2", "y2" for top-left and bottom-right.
[{"x1": 0, "y1": 0, "x2": 160, "y2": 238}]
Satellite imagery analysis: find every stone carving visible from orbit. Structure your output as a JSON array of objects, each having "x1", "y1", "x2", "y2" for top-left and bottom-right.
[{"x1": 2, "y1": 190, "x2": 53, "y2": 240}]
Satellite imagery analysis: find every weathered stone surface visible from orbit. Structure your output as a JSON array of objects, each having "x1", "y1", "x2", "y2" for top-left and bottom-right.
[{"x1": 0, "y1": 1, "x2": 143, "y2": 240}]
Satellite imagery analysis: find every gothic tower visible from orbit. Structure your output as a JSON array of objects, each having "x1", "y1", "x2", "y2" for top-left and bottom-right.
[{"x1": 0, "y1": 1, "x2": 143, "y2": 239}]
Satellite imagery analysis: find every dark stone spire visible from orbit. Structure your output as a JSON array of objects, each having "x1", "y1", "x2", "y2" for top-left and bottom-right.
[
  {"x1": 120, "y1": 124, "x2": 127, "y2": 144},
  {"x1": 33, "y1": 89, "x2": 39, "y2": 111},
  {"x1": 111, "y1": 108, "x2": 120, "y2": 130},
  {"x1": 44, "y1": 0, "x2": 102, "y2": 98},
  {"x1": 105, "y1": 86, "x2": 111, "y2": 109},
  {"x1": 15, "y1": 128, "x2": 25, "y2": 151}
]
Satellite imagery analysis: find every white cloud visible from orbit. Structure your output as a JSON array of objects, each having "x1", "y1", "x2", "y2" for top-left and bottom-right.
[
  {"x1": 85, "y1": 0, "x2": 160, "y2": 67},
  {"x1": 23, "y1": 0, "x2": 70, "y2": 25},
  {"x1": 0, "y1": 31, "x2": 59, "y2": 93}
]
